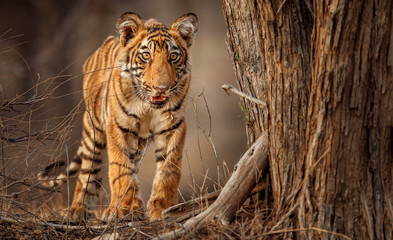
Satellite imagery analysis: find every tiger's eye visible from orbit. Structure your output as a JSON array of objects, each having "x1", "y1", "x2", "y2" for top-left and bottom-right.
[
  {"x1": 170, "y1": 52, "x2": 179, "y2": 61},
  {"x1": 141, "y1": 52, "x2": 151, "y2": 61}
]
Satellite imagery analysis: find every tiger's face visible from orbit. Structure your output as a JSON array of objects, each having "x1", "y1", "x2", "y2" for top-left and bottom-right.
[{"x1": 117, "y1": 13, "x2": 199, "y2": 108}]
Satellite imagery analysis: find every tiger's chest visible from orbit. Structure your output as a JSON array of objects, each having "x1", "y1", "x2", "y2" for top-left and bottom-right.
[
  {"x1": 139, "y1": 109, "x2": 175, "y2": 138},
  {"x1": 111, "y1": 99, "x2": 182, "y2": 140}
]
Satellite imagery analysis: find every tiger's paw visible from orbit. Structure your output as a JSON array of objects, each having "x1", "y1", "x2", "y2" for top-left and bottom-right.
[
  {"x1": 147, "y1": 200, "x2": 166, "y2": 222},
  {"x1": 148, "y1": 207, "x2": 163, "y2": 222},
  {"x1": 102, "y1": 206, "x2": 146, "y2": 223}
]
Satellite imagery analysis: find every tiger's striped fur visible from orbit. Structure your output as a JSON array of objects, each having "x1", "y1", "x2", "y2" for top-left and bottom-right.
[{"x1": 40, "y1": 12, "x2": 198, "y2": 222}]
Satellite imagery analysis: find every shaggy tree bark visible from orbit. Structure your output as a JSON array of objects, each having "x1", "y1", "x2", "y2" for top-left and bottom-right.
[
  {"x1": 223, "y1": 0, "x2": 393, "y2": 240},
  {"x1": 223, "y1": 0, "x2": 312, "y2": 223}
]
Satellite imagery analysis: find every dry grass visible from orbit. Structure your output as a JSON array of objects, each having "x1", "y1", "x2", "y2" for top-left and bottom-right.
[{"x1": 0, "y1": 193, "x2": 275, "y2": 239}]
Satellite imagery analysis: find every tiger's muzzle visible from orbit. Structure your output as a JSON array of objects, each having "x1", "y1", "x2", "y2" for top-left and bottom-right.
[{"x1": 147, "y1": 85, "x2": 170, "y2": 106}]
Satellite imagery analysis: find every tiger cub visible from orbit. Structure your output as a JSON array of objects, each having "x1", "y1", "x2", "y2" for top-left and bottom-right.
[{"x1": 40, "y1": 12, "x2": 198, "y2": 222}]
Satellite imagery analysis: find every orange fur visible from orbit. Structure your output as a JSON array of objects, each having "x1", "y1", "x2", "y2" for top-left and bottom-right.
[{"x1": 40, "y1": 12, "x2": 199, "y2": 222}]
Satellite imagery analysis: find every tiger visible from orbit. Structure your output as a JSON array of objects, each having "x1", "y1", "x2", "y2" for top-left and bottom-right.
[{"x1": 39, "y1": 12, "x2": 199, "y2": 222}]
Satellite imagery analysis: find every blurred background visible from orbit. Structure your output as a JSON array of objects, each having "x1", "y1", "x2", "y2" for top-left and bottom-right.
[{"x1": 0, "y1": 0, "x2": 246, "y2": 210}]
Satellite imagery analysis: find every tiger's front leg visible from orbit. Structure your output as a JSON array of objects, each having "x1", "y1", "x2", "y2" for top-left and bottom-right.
[
  {"x1": 102, "y1": 118, "x2": 146, "y2": 222},
  {"x1": 147, "y1": 118, "x2": 186, "y2": 221}
]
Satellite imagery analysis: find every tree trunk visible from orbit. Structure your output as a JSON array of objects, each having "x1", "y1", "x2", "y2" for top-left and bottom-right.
[
  {"x1": 222, "y1": 0, "x2": 313, "y2": 228},
  {"x1": 222, "y1": 0, "x2": 393, "y2": 239}
]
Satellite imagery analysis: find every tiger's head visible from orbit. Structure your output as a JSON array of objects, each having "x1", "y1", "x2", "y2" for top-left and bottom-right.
[{"x1": 116, "y1": 12, "x2": 199, "y2": 108}]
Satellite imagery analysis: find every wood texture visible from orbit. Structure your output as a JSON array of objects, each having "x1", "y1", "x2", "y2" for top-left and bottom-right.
[
  {"x1": 304, "y1": 1, "x2": 393, "y2": 239},
  {"x1": 222, "y1": 0, "x2": 313, "y2": 217},
  {"x1": 222, "y1": 0, "x2": 393, "y2": 239}
]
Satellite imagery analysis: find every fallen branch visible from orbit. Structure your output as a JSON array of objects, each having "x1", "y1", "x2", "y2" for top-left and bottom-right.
[
  {"x1": 161, "y1": 189, "x2": 221, "y2": 222},
  {"x1": 155, "y1": 132, "x2": 268, "y2": 239},
  {"x1": 221, "y1": 84, "x2": 267, "y2": 107},
  {"x1": 161, "y1": 181, "x2": 267, "y2": 222}
]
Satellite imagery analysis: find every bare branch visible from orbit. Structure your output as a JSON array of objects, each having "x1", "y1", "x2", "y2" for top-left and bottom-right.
[{"x1": 221, "y1": 84, "x2": 267, "y2": 107}]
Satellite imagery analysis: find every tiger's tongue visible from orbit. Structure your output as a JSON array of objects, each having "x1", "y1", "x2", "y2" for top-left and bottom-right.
[{"x1": 151, "y1": 96, "x2": 166, "y2": 102}]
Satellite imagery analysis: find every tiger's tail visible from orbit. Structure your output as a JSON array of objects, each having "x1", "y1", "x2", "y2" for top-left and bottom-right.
[{"x1": 38, "y1": 147, "x2": 83, "y2": 188}]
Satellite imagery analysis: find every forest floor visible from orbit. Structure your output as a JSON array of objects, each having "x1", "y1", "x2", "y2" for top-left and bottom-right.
[{"x1": 0, "y1": 194, "x2": 270, "y2": 240}]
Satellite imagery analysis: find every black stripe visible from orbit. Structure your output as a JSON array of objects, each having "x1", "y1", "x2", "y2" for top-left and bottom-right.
[
  {"x1": 112, "y1": 173, "x2": 136, "y2": 185},
  {"x1": 136, "y1": 42, "x2": 142, "y2": 50},
  {"x1": 129, "y1": 158, "x2": 140, "y2": 164},
  {"x1": 130, "y1": 66, "x2": 145, "y2": 71},
  {"x1": 166, "y1": 146, "x2": 179, "y2": 156},
  {"x1": 148, "y1": 27, "x2": 166, "y2": 34},
  {"x1": 147, "y1": 33, "x2": 170, "y2": 41},
  {"x1": 140, "y1": 46, "x2": 149, "y2": 52},
  {"x1": 76, "y1": 180, "x2": 99, "y2": 196},
  {"x1": 179, "y1": 47, "x2": 187, "y2": 62},
  {"x1": 44, "y1": 160, "x2": 65, "y2": 171},
  {"x1": 164, "y1": 93, "x2": 186, "y2": 113},
  {"x1": 128, "y1": 151, "x2": 141, "y2": 163},
  {"x1": 97, "y1": 46, "x2": 105, "y2": 73},
  {"x1": 131, "y1": 47, "x2": 138, "y2": 64},
  {"x1": 115, "y1": 93, "x2": 140, "y2": 120},
  {"x1": 135, "y1": 72, "x2": 142, "y2": 79},
  {"x1": 114, "y1": 121, "x2": 151, "y2": 142},
  {"x1": 93, "y1": 81, "x2": 103, "y2": 109},
  {"x1": 83, "y1": 128, "x2": 106, "y2": 149},
  {"x1": 119, "y1": 78, "x2": 132, "y2": 100},
  {"x1": 81, "y1": 153, "x2": 102, "y2": 163},
  {"x1": 104, "y1": 83, "x2": 110, "y2": 116},
  {"x1": 155, "y1": 148, "x2": 164, "y2": 153},
  {"x1": 175, "y1": 77, "x2": 188, "y2": 90},
  {"x1": 41, "y1": 161, "x2": 65, "y2": 177},
  {"x1": 80, "y1": 167, "x2": 101, "y2": 175},
  {"x1": 84, "y1": 54, "x2": 95, "y2": 73},
  {"x1": 156, "y1": 155, "x2": 166, "y2": 162},
  {"x1": 112, "y1": 45, "x2": 120, "y2": 62},
  {"x1": 77, "y1": 177, "x2": 101, "y2": 184},
  {"x1": 94, "y1": 178, "x2": 102, "y2": 189},
  {"x1": 94, "y1": 140, "x2": 106, "y2": 150},
  {"x1": 115, "y1": 120, "x2": 139, "y2": 138},
  {"x1": 105, "y1": 41, "x2": 117, "y2": 65},
  {"x1": 110, "y1": 162, "x2": 135, "y2": 171},
  {"x1": 84, "y1": 190, "x2": 99, "y2": 197},
  {"x1": 68, "y1": 169, "x2": 78, "y2": 176},
  {"x1": 156, "y1": 118, "x2": 184, "y2": 135},
  {"x1": 82, "y1": 138, "x2": 98, "y2": 155},
  {"x1": 72, "y1": 156, "x2": 82, "y2": 164},
  {"x1": 93, "y1": 122, "x2": 104, "y2": 134},
  {"x1": 103, "y1": 36, "x2": 116, "y2": 45}
]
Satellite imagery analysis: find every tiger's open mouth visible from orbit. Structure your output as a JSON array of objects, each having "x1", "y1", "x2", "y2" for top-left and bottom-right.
[{"x1": 149, "y1": 95, "x2": 168, "y2": 105}]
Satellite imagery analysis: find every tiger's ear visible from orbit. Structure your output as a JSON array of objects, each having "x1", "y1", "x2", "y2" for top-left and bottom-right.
[
  {"x1": 171, "y1": 13, "x2": 199, "y2": 47},
  {"x1": 116, "y1": 12, "x2": 144, "y2": 47}
]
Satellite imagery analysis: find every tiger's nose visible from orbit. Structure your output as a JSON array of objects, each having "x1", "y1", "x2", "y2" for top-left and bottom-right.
[{"x1": 154, "y1": 86, "x2": 169, "y2": 93}]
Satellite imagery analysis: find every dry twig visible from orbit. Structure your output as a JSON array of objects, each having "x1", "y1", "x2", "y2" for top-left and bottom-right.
[{"x1": 221, "y1": 84, "x2": 267, "y2": 107}]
